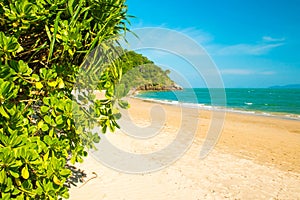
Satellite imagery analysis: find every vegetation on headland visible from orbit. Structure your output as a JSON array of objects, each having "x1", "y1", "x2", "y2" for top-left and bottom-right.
[
  {"x1": 117, "y1": 50, "x2": 182, "y2": 95},
  {"x1": 0, "y1": 0, "x2": 129, "y2": 199}
]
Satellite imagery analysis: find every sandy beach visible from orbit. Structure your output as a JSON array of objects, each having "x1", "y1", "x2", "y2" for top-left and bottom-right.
[{"x1": 69, "y1": 98, "x2": 300, "y2": 199}]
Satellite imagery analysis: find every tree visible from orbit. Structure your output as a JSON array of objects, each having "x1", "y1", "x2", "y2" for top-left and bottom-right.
[
  {"x1": 0, "y1": 0, "x2": 129, "y2": 199},
  {"x1": 116, "y1": 51, "x2": 177, "y2": 93}
]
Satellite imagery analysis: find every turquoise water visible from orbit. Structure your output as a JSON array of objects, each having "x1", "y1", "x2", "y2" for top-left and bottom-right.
[{"x1": 136, "y1": 88, "x2": 300, "y2": 119}]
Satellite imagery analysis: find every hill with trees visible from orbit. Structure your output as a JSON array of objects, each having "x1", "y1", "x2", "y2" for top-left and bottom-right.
[{"x1": 118, "y1": 51, "x2": 182, "y2": 95}]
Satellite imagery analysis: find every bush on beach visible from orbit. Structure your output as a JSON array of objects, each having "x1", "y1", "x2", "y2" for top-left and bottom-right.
[{"x1": 0, "y1": 0, "x2": 129, "y2": 199}]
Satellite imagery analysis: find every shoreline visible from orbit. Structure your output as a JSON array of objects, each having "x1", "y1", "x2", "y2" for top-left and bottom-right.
[{"x1": 133, "y1": 96, "x2": 300, "y2": 121}]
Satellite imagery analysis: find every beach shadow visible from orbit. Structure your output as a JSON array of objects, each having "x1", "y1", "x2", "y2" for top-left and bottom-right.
[{"x1": 65, "y1": 164, "x2": 87, "y2": 188}]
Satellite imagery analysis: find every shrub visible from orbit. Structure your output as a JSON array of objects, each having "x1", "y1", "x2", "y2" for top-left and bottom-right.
[{"x1": 0, "y1": 0, "x2": 129, "y2": 199}]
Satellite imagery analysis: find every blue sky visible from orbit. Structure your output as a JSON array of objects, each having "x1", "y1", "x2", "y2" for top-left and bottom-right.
[{"x1": 125, "y1": 0, "x2": 300, "y2": 88}]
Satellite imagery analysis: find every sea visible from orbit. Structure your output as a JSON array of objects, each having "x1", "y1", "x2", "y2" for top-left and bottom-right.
[{"x1": 136, "y1": 88, "x2": 300, "y2": 120}]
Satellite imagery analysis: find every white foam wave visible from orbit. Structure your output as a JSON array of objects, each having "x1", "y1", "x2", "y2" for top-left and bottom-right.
[{"x1": 135, "y1": 97, "x2": 300, "y2": 121}]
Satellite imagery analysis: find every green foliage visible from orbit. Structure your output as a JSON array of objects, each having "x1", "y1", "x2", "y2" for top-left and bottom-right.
[
  {"x1": 119, "y1": 50, "x2": 153, "y2": 74},
  {"x1": 0, "y1": 0, "x2": 129, "y2": 199},
  {"x1": 117, "y1": 51, "x2": 175, "y2": 94}
]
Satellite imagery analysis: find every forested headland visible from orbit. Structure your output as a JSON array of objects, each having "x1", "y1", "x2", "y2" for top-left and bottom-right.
[{"x1": 119, "y1": 50, "x2": 182, "y2": 95}]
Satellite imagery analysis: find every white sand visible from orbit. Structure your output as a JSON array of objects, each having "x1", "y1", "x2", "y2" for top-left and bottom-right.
[
  {"x1": 70, "y1": 143, "x2": 300, "y2": 199},
  {"x1": 69, "y1": 98, "x2": 300, "y2": 199}
]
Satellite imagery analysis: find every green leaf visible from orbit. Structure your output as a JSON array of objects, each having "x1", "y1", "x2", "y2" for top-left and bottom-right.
[
  {"x1": 1, "y1": 192, "x2": 11, "y2": 200},
  {"x1": 0, "y1": 169, "x2": 7, "y2": 184},
  {"x1": 47, "y1": 81, "x2": 57, "y2": 87},
  {"x1": 48, "y1": 11, "x2": 62, "y2": 61},
  {"x1": 59, "y1": 169, "x2": 70, "y2": 176},
  {"x1": 6, "y1": 176, "x2": 13, "y2": 190},
  {"x1": 43, "y1": 97, "x2": 51, "y2": 106},
  {"x1": 21, "y1": 165, "x2": 29, "y2": 179},
  {"x1": 53, "y1": 175, "x2": 62, "y2": 185},
  {"x1": 44, "y1": 115, "x2": 52, "y2": 125},
  {"x1": 55, "y1": 115, "x2": 64, "y2": 125},
  {"x1": 41, "y1": 124, "x2": 49, "y2": 131},
  {"x1": 0, "y1": 105, "x2": 10, "y2": 119},
  {"x1": 118, "y1": 100, "x2": 129, "y2": 109},
  {"x1": 43, "y1": 151, "x2": 49, "y2": 162},
  {"x1": 57, "y1": 78, "x2": 65, "y2": 88},
  {"x1": 15, "y1": 193, "x2": 24, "y2": 200},
  {"x1": 31, "y1": 74, "x2": 40, "y2": 81},
  {"x1": 93, "y1": 133, "x2": 100, "y2": 143},
  {"x1": 9, "y1": 169, "x2": 19, "y2": 178},
  {"x1": 49, "y1": 128, "x2": 54, "y2": 137},
  {"x1": 61, "y1": 190, "x2": 70, "y2": 199},
  {"x1": 37, "y1": 121, "x2": 44, "y2": 129},
  {"x1": 35, "y1": 82, "x2": 43, "y2": 89},
  {"x1": 18, "y1": 60, "x2": 32, "y2": 75},
  {"x1": 40, "y1": 68, "x2": 47, "y2": 79},
  {"x1": 41, "y1": 106, "x2": 50, "y2": 114},
  {"x1": 43, "y1": 135, "x2": 52, "y2": 145},
  {"x1": 15, "y1": 178, "x2": 21, "y2": 186}
]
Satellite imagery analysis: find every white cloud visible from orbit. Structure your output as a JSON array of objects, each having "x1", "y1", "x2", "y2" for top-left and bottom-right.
[
  {"x1": 121, "y1": 27, "x2": 209, "y2": 56},
  {"x1": 221, "y1": 69, "x2": 277, "y2": 75},
  {"x1": 202, "y1": 33, "x2": 286, "y2": 56},
  {"x1": 178, "y1": 27, "x2": 213, "y2": 44},
  {"x1": 221, "y1": 69, "x2": 254, "y2": 75},
  {"x1": 250, "y1": 43, "x2": 285, "y2": 55},
  {"x1": 259, "y1": 71, "x2": 276, "y2": 75},
  {"x1": 126, "y1": 25, "x2": 285, "y2": 57},
  {"x1": 262, "y1": 36, "x2": 285, "y2": 42},
  {"x1": 214, "y1": 42, "x2": 284, "y2": 56}
]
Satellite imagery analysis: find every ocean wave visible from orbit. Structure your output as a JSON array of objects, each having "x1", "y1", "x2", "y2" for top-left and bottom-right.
[{"x1": 134, "y1": 97, "x2": 300, "y2": 121}]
